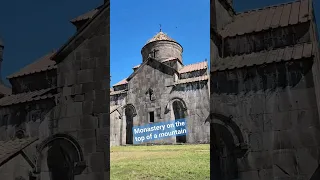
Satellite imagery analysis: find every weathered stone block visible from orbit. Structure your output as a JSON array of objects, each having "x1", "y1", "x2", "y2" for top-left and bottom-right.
[
  {"x1": 62, "y1": 86, "x2": 72, "y2": 96},
  {"x1": 78, "y1": 69, "x2": 94, "y2": 84},
  {"x1": 239, "y1": 170, "x2": 259, "y2": 180},
  {"x1": 95, "y1": 57, "x2": 109, "y2": 68},
  {"x1": 85, "y1": 90, "x2": 96, "y2": 101},
  {"x1": 86, "y1": 172, "x2": 104, "y2": 180},
  {"x1": 238, "y1": 151, "x2": 273, "y2": 171},
  {"x1": 94, "y1": 67, "x2": 108, "y2": 81},
  {"x1": 83, "y1": 82, "x2": 95, "y2": 93},
  {"x1": 72, "y1": 84, "x2": 83, "y2": 95},
  {"x1": 74, "y1": 95, "x2": 85, "y2": 102},
  {"x1": 81, "y1": 58, "x2": 96, "y2": 69},
  {"x1": 290, "y1": 88, "x2": 317, "y2": 110},
  {"x1": 258, "y1": 169, "x2": 273, "y2": 180},
  {"x1": 93, "y1": 103, "x2": 108, "y2": 114},
  {"x1": 267, "y1": 111, "x2": 293, "y2": 131},
  {"x1": 274, "y1": 130, "x2": 295, "y2": 150},
  {"x1": 89, "y1": 152, "x2": 105, "y2": 173},
  {"x1": 265, "y1": 92, "x2": 278, "y2": 114},
  {"x1": 66, "y1": 102, "x2": 83, "y2": 117},
  {"x1": 65, "y1": 72, "x2": 77, "y2": 86},
  {"x1": 293, "y1": 109, "x2": 319, "y2": 128},
  {"x1": 74, "y1": 174, "x2": 88, "y2": 180},
  {"x1": 83, "y1": 101, "x2": 93, "y2": 115},
  {"x1": 295, "y1": 147, "x2": 319, "y2": 176},
  {"x1": 79, "y1": 138, "x2": 97, "y2": 155},
  {"x1": 248, "y1": 133, "x2": 263, "y2": 151},
  {"x1": 80, "y1": 115, "x2": 98, "y2": 129},
  {"x1": 98, "y1": 113, "x2": 109, "y2": 128},
  {"x1": 57, "y1": 117, "x2": 80, "y2": 131},
  {"x1": 247, "y1": 114, "x2": 264, "y2": 132},
  {"x1": 273, "y1": 149, "x2": 298, "y2": 178},
  {"x1": 96, "y1": 128, "x2": 109, "y2": 152},
  {"x1": 78, "y1": 129, "x2": 96, "y2": 139}
]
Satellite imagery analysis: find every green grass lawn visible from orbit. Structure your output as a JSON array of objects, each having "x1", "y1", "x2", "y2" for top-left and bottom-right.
[{"x1": 110, "y1": 144, "x2": 210, "y2": 180}]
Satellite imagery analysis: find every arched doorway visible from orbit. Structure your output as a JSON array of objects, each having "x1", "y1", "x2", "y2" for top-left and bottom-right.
[
  {"x1": 208, "y1": 113, "x2": 248, "y2": 180},
  {"x1": 46, "y1": 139, "x2": 77, "y2": 180},
  {"x1": 124, "y1": 104, "x2": 136, "y2": 145},
  {"x1": 35, "y1": 134, "x2": 85, "y2": 180},
  {"x1": 172, "y1": 100, "x2": 187, "y2": 143},
  {"x1": 213, "y1": 124, "x2": 238, "y2": 179}
]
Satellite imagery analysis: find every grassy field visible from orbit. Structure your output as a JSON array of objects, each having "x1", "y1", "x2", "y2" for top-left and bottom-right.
[{"x1": 110, "y1": 144, "x2": 210, "y2": 180}]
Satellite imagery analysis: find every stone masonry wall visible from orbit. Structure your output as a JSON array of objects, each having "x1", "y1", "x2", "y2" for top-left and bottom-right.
[
  {"x1": 211, "y1": 61, "x2": 320, "y2": 179},
  {"x1": 124, "y1": 62, "x2": 210, "y2": 144},
  {"x1": 170, "y1": 82, "x2": 210, "y2": 143},
  {"x1": 110, "y1": 109, "x2": 121, "y2": 146},
  {"x1": 127, "y1": 62, "x2": 174, "y2": 143},
  {"x1": 0, "y1": 99, "x2": 55, "y2": 141},
  {"x1": 46, "y1": 6, "x2": 110, "y2": 179}
]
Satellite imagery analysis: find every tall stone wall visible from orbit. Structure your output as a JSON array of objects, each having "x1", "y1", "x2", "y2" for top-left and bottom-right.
[
  {"x1": 211, "y1": 60, "x2": 320, "y2": 179},
  {"x1": 115, "y1": 61, "x2": 210, "y2": 144},
  {"x1": 40, "y1": 5, "x2": 110, "y2": 179},
  {"x1": 170, "y1": 82, "x2": 210, "y2": 143}
]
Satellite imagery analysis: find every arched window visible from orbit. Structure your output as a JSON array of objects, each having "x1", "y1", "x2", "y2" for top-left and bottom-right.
[
  {"x1": 172, "y1": 100, "x2": 187, "y2": 143},
  {"x1": 123, "y1": 104, "x2": 137, "y2": 144}
]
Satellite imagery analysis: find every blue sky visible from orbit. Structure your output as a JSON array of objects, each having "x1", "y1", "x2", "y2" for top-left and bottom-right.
[
  {"x1": 0, "y1": 0, "x2": 319, "y2": 87},
  {"x1": 110, "y1": 0, "x2": 210, "y2": 86}
]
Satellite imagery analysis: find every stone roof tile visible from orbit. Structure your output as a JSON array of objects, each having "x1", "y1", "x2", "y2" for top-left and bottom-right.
[
  {"x1": 179, "y1": 61, "x2": 208, "y2": 74},
  {"x1": 113, "y1": 78, "x2": 128, "y2": 87},
  {"x1": 0, "y1": 84, "x2": 11, "y2": 95},
  {"x1": 70, "y1": 5, "x2": 102, "y2": 23},
  {"x1": 175, "y1": 75, "x2": 209, "y2": 85},
  {"x1": 221, "y1": 0, "x2": 312, "y2": 37},
  {"x1": 0, "y1": 88, "x2": 55, "y2": 107},
  {"x1": 7, "y1": 52, "x2": 56, "y2": 79},
  {"x1": 212, "y1": 42, "x2": 314, "y2": 72}
]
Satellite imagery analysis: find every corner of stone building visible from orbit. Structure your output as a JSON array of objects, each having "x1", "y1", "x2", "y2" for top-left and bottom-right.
[{"x1": 34, "y1": 3, "x2": 110, "y2": 180}]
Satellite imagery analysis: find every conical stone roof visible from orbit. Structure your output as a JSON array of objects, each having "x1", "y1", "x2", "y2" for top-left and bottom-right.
[{"x1": 145, "y1": 31, "x2": 176, "y2": 45}]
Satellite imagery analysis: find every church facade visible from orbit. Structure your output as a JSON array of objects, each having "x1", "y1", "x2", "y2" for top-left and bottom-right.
[
  {"x1": 211, "y1": 0, "x2": 320, "y2": 179},
  {"x1": 110, "y1": 31, "x2": 210, "y2": 146},
  {"x1": 0, "y1": 1, "x2": 110, "y2": 180}
]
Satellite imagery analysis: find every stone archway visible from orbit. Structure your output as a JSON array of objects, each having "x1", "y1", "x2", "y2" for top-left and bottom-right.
[
  {"x1": 172, "y1": 100, "x2": 187, "y2": 143},
  {"x1": 122, "y1": 104, "x2": 137, "y2": 145},
  {"x1": 165, "y1": 97, "x2": 188, "y2": 143},
  {"x1": 206, "y1": 113, "x2": 248, "y2": 180},
  {"x1": 34, "y1": 134, "x2": 86, "y2": 180}
]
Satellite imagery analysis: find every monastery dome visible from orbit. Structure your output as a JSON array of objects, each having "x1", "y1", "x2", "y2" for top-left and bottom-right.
[{"x1": 141, "y1": 31, "x2": 183, "y2": 63}]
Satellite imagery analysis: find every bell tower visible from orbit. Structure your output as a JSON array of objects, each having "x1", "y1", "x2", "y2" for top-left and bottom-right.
[{"x1": 141, "y1": 31, "x2": 183, "y2": 63}]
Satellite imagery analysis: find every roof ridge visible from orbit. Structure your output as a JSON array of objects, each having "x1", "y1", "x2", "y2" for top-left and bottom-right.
[
  {"x1": 113, "y1": 78, "x2": 128, "y2": 86},
  {"x1": 70, "y1": 5, "x2": 103, "y2": 22},
  {"x1": 7, "y1": 52, "x2": 56, "y2": 79},
  {"x1": 237, "y1": 0, "x2": 300, "y2": 15},
  {"x1": 182, "y1": 60, "x2": 207, "y2": 67}
]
